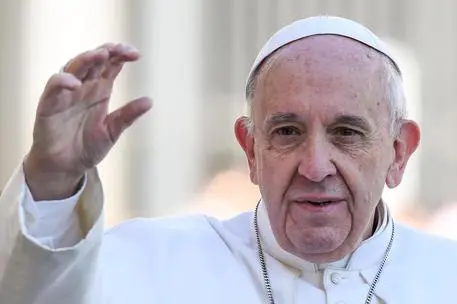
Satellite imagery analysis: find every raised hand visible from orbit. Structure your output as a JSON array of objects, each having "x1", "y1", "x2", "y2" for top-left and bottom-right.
[{"x1": 24, "y1": 43, "x2": 152, "y2": 200}]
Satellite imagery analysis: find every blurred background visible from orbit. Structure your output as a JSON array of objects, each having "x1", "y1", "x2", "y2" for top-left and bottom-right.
[{"x1": 0, "y1": 0, "x2": 456, "y2": 239}]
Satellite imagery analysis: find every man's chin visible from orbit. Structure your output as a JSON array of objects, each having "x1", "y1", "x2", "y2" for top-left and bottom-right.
[{"x1": 287, "y1": 230, "x2": 350, "y2": 261}]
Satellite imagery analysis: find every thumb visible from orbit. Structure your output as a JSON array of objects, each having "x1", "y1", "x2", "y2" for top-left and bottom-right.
[{"x1": 105, "y1": 97, "x2": 152, "y2": 143}]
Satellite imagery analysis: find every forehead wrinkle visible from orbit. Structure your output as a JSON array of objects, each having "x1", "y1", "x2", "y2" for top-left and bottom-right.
[
  {"x1": 254, "y1": 36, "x2": 392, "y2": 129},
  {"x1": 258, "y1": 36, "x2": 386, "y2": 87}
]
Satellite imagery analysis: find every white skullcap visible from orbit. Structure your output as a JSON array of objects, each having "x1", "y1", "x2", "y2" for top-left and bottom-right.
[{"x1": 246, "y1": 15, "x2": 400, "y2": 89}]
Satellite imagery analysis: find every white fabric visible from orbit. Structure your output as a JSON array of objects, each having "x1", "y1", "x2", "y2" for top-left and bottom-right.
[
  {"x1": 25, "y1": 185, "x2": 387, "y2": 266},
  {"x1": 246, "y1": 15, "x2": 401, "y2": 86},
  {"x1": 22, "y1": 174, "x2": 86, "y2": 248},
  {"x1": 26, "y1": 182, "x2": 388, "y2": 294},
  {"x1": 1, "y1": 164, "x2": 457, "y2": 304}
]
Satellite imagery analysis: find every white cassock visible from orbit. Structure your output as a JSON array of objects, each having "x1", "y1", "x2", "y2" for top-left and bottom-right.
[{"x1": 0, "y1": 163, "x2": 457, "y2": 304}]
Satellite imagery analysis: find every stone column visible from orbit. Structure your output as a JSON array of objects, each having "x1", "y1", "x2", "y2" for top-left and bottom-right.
[
  {"x1": 0, "y1": 1, "x2": 24, "y2": 190},
  {"x1": 124, "y1": 0, "x2": 204, "y2": 217}
]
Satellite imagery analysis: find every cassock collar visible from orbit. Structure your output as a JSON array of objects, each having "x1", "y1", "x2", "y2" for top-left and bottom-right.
[{"x1": 256, "y1": 199, "x2": 393, "y2": 273}]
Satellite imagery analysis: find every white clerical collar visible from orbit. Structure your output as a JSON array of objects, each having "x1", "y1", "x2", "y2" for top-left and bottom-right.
[{"x1": 256, "y1": 200, "x2": 393, "y2": 273}]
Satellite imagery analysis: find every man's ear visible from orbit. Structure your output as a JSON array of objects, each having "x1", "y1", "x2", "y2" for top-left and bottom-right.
[
  {"x1": 386, "y1": 120, "x2": 420, "y2": 188},
  {"x1": 234, "y1": 117, "x2": 258, "y2": 184}
]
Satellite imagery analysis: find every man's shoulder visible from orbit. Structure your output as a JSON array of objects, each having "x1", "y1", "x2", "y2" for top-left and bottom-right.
[
  {"x1": 395, "y1": 223, "x2": 457, "y2": 262},
  {"x1": 102, "y1": 211, "x2": 252, "y2": 247},
  {"x1": 104, "y1": 214, "x2": 213, "y2": 241},
  {"x1": 396, "y1": 223, "x2": 457, "y2": 248}
]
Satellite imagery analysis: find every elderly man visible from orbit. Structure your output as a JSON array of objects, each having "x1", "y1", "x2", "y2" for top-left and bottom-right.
[{"x1": 0, "y1": 15, "x2": 456, "y2": 304}]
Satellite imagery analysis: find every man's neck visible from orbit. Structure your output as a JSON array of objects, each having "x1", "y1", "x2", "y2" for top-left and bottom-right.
[
  {"x1": 256, "y1": 200, "x2": 389, "y2": 268},
  {"x1": 365, "y1": 202, "x2": 384, "y2": 241}
]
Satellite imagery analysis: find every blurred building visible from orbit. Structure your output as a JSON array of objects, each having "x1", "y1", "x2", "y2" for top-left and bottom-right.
[{"x1": 0, "y1": 1, "x2": 456, "y2": 239}]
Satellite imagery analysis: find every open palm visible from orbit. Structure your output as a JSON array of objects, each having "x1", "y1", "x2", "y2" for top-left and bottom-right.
[{"x1": 25, "y1": 43, "x2": 152, "y2": 199}]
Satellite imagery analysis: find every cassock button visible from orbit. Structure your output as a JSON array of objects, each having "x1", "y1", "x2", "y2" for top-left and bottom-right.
[
  {"x1": 25, "y1": 212, "x2": 35, "y2": 224},
  {"x1": 330, "y1": 272, "x2": 343, "y2": 284}
]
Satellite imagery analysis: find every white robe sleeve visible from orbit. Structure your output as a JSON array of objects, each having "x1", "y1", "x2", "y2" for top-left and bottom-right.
[
  {"x1": 22, "y1": 173, "x2": 87, "y2": 248},
  {"x1": 0, "y1": 163, "x2": 105, "y2": 304}
]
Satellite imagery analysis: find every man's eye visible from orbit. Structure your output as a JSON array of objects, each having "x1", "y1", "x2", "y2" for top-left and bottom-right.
[
  {"x1": 334, "y1": 127, "x2": 362, "y2": 137},
  {"x1": 273, "y1": 126, "x2": 300, "y2": 136}
]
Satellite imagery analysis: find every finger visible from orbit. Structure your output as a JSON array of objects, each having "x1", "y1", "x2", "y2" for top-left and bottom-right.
[
  {"x1": 85, "y1": 43, "x2": 118, "y2": 79},
  {"x1": 37, "y1": 73, "x2": 82, "y2": 115},
  {"x1": 84, "y1": 59, "x2": 108, "y2": 80},
  {"x1": 102, "y1": 61, "x2": 124, "y2": 80},
  {"x1": 84, "y1": 43, "x2": 120, "y2": 80},
  {"x1": 42, "y1": 72, "x2": 82, "y2": 99},
  {"x1": 105, "y1": 97, "x2": 152, "y2": 143},
  {"x1": 108, "y1": 43, "x2": 140, "y2": 63},
  {"x1": 102, "y1": 44, "x2": 141, "y2": 79},
  {"x1": 96, "y1": 42, "x2": 117, "y2": 51},
  {"x1": 64, "y1": 48, "x2": 109, "y2": 80}
]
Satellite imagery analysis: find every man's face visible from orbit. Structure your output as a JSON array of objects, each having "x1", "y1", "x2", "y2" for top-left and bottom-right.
[{"x1": 236, "y1": 36, "x2": 419, "y2": 262}]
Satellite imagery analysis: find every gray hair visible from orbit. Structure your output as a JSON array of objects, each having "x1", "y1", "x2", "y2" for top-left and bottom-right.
[{"x1": 244, "y1": 53, "x2": 407, "y2": 137}]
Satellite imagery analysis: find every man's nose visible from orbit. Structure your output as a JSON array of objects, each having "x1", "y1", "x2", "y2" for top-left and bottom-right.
[{"x1": 297, "y1": 135, "x2": 337, "y2": 183}]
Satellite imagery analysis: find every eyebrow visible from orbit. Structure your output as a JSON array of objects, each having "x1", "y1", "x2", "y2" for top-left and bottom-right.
[
  {"x1": 333, "y1": 115, "x2": 372, "y2": 130},
  {"x1": 264, "y1": 113, "x2": 302, "y2": 129},
  {"x1": 264, "y1": 113, "x2": 372, "y2": 130}
]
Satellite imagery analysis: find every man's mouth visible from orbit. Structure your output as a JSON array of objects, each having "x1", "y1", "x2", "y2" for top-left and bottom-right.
[
  {"x1": 294, "y1": 199, "x2": 344, "y2": 209},
  {"x1": 303, "y1": 200, "x2": 335, "y2": 206}
]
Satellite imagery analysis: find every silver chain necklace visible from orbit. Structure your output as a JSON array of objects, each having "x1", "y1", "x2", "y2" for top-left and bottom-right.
[{"x1": 253, "y1": 201, "x2": 395, "y2": 304}]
